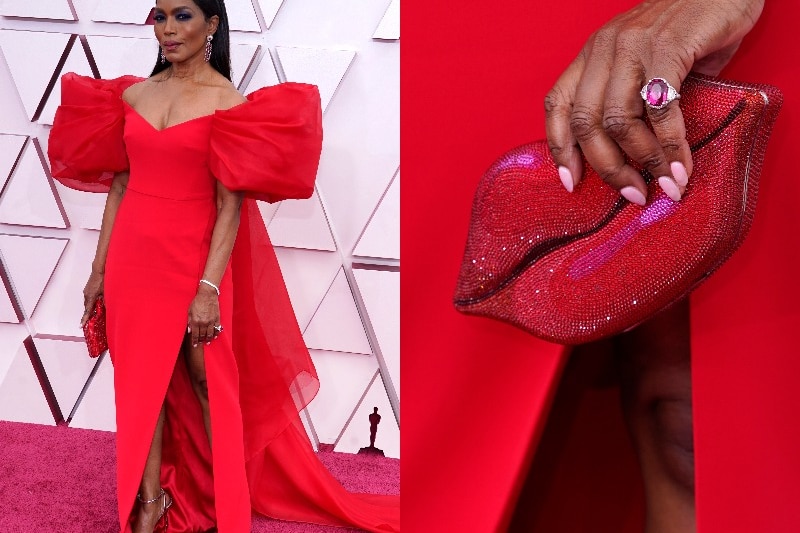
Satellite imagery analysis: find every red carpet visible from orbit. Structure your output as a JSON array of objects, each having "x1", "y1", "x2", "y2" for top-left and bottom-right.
[{"x1": 0, "y1": 421, "x2": 399, "y2": 532}]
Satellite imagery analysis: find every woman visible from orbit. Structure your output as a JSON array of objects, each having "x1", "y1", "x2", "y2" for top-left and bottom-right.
[
  {"x1": 48, "y1": 1, "x2": 399, "y2": 532},
  {"x1": 403, "y1": 0, "x2": 798, "y2": 532}
]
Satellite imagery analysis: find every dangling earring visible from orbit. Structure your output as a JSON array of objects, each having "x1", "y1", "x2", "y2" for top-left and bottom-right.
[
  {"x1": 160, "y1": 48, "x2": 166, "y2": 64},
  {"x1": 204, "y1": 35, "x2": 213, "y2": 62}
]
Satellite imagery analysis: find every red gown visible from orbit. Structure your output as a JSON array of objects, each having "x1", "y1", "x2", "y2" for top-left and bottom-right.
[
  {"x1": 403, "y1": 1, "x2": 800, "y2": 532},
  {"x1": 48, "y1": 73, "x2": 400, "y2": 533}
]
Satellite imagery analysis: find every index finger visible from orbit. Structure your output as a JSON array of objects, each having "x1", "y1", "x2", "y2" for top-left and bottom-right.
[{"x1": 545, "y1": 52, "x2": 586, "y2": 192}]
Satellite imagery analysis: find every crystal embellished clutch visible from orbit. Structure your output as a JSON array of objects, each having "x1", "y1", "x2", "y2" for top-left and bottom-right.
[
  {"x1": 83, "y1": 295, "x2": 108, "y2": 358},
  {"x1": 453, "y1": 74, "x2": 783, "y2": 345}
]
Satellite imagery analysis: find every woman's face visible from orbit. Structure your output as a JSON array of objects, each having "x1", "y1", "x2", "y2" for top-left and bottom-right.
[{"x1": 153, "y1": 0, "x2": 218, "y2": 65}]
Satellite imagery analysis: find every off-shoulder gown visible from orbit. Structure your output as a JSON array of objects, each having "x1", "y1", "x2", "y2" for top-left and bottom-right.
[{"x1": 48, "y1": 73, "x2": 400, "y2": 533}]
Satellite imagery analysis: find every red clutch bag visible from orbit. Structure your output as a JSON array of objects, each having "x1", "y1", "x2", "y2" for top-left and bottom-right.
[
  {"x1": 83, "y1": 295, "x2": 108, "y2": 358},
  {"x1": 454, "y1": 74, "x2": 783, "y2": 345}
]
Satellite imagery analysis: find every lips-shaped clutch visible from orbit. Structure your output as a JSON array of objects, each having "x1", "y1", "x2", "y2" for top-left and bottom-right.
[
  {"x1": 453, "y1": 74, "x2": 782, "y2": 345},
  {"x1": 83, "y1": 295, "x2": 108, "y2": 358}
]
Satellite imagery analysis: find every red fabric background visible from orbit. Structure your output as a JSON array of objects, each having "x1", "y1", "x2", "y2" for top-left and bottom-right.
[{"x1": 402, "y1": 1, "x2": 800, "y2": 531}]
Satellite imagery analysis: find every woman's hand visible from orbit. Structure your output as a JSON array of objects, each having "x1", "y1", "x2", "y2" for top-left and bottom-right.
[
  {"x1": 545, "y1": 0, "x2": 764, "y2": 204},
  {"x1": 187, "y1": 284, "x2": 221, "y2": 347},
  {"x1": 81, "y1": 270, "x2": 104, "y2": 328}
]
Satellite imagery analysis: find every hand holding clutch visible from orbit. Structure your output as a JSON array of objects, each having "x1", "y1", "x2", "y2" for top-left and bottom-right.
[
  {"x1": 454, "y1": 74, "x2": 782, "y2": 345},
  {"x1": 83, "y1": 295, "x2": 108, "y2": 358}
]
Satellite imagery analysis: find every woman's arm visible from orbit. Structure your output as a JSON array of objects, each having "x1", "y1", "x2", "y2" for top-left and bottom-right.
[
  {"x1": 187, "y1": 182, "x2": 244, "y2": 347},
  {"x1": 81, "y1": 171, "x2": 129, "y2": 327}
]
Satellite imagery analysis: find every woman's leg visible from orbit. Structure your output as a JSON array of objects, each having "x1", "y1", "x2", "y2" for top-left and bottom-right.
[
  {"x1": 132, "y1": 402, "x2": 169, "y2": 533},
  {"x1": 184, "y1": 335, "x2": 213, "y2": 447},
  {"x1": 615, "y1": 298, "x2": 694, "y2": 533}
]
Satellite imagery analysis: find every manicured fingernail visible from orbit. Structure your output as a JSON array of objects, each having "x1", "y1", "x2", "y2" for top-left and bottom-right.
[
  {"x1": 620, "y1": 186, "x2": 646, "y2": 206},
  {"x1": 558, "y1": 166, "x2": 574, "y2": 193},
  {"x1": 206, "y1": 342, "x2": 210, "y2": 346},
  {"x1": 658, "y1": 176, "x2": 682, "y2": 201},
  {"x1": 187, "y1": 326, "x2": 191, "y2": 333},
  {"x1": 670, "y1": 161, "x2": 689, "y2": 187},
  {"x1": 193, "y1": 343, "x2": 197, "y2": 348}
]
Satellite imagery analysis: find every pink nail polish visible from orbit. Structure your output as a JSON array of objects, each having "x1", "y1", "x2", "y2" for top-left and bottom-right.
[
  {"x1": 670, "y1": 161, "x2": 689, "y2": 187},
  {"x1": 658, "y1": 176, "x2": 682, "y2": 201},
  {"x1": 558, "y1": 166, "x2": 574, "y2": 193},
  {"x1": 620, "y1": 186, "x2": 646, "y2": 206}
]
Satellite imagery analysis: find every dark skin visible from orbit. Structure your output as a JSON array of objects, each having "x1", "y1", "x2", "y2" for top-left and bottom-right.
[
  {"x1": 543, "y1": 1, "x2": 765, "y2": 531},
  {"x1": 81, "y1": 1, "x2": 246, "y2": 531}
]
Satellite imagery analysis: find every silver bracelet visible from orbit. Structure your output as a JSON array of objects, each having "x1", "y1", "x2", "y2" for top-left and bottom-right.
[{"x1": 199, "y1": 279, "x2": 220, "y2": 295}]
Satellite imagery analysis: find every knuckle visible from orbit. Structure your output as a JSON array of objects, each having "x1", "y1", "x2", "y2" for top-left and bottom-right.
[
  {"x1": 596, "y1": 163, "x2": 625, "y2": 185},
  {"x1": 570, "y1": 108, "x2": 600, "y2": 142},
  {"x1": 647, "y1": 105, "x2": 671, "y2": 124},
  {"x1": 544, "y1": 86, "x2": 572, "y2": 117},
  {"x1": 659, "y1": 140, "x2": 683, "y2": 155},
  {"x1": 615, "y1": 28, "x2": 645, "y2": 51},
  {"x1": 602, "y1": 110, "x2": 634, "y2": 141},
  {"x1": 640, "y1": 152, "x2": 665, "y2": 170},
  {"x1": 547, "y1": 141, "x2": 567, "y2": 160},
  {"x1": 590, "y1": 27, "x2": 616, "y2": 50}
]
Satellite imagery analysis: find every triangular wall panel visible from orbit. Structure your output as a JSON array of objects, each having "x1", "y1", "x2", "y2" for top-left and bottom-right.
[
  {"x1": 52, "y1": 181, "x2": 107, "y2": 231},
  {"x1": 231, "y1": 43, "x2": 260, "y2": 89},
  {"x1": 0, "y1": 323, "x2": 28, "y2": 382},
  {"x1": 303, "y1": 268, "x2": 372, "y2": 355},
  {"x1": 275, "y1": 46, "x2": 356, "y2": 112},
  {"x1": 85, "y1": 35, "x2": 157, "y2": 79},
  {"x1": 269, "y1": 190, "x2": 336, "y2": 251},
  {"x1": 0, "y1": 134, "x2": 27, "y2": 192},
  {"x1": 242, "y1": 50, "x2": 279, "y2": 93},
  {"x1": 273, "y1": 247, "x2": 341, "y2": 331},
  {"x1": 38, "y1": 38, "x2": 95, "y2": 126},
  {"x1": 68, "y1": 352, "x2": 116, "y2": 431},
  {"x1": 335, "y1": 373, "x2": 399, "y2": 458},
  {"x1": 305, "y1": 349, "x2": 379, "y2": 444},
  {"x1": 373, "y1": 0, "x2": 400, "y2": 40},
  {"x1": 0, "y1": 280, "x2": 19, "y2": 324},
  {"x1": 0, "y1": 140, "x2": 68, "y2": 229},
  {"x1": 226, "y1": 0, "x2": 261, "y2": 32},
  {"x1": 256, "y1": 198, "x2": 280, "y2": 227},
  {"x1": 353, "y1": 171, "x2": 399, "y2": 259},
  {"x1": 27, "y1": 229, "x2": 98, "y2": 337},
  {"x1": 353, "y1": 268, "x2": 399, "y2": 399},
  {"x1": 0, "y1": 0, "x2": 76, "y2": 21},
  {"x1": 0, "y1": 341, "x2": 56, "y2": 425},
  {"x1": 0, "y1": 29, "x2": 71, "y2": 120},
  {"x1": 91, "y1": 0, "x2": 151, "y2": 24},
  {"x1": 0, "y1": 234, "x2": 68, "y2": 318},
  {"x1": 256, "y1": 0, "x2": 284, "y2": 28},
  {"x1": 33, "y1": 336, "x2": 97, "y2": 420}
]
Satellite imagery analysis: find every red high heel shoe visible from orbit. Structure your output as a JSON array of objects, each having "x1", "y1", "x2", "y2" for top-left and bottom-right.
[{"x1": 129, "y1": 488, "x2": 173, "y2": 533}]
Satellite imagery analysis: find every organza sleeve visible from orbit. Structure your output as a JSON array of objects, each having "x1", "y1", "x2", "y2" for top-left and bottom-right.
[
  {"x1": 209, "y1": 82, "x2": 323, "y2": 203},
  {"x1": 47, "y1": 73, "x2": 142, "y2": 193}
]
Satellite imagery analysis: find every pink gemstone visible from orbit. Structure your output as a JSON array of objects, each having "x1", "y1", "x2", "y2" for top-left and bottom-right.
[{"x1": 646, "y1": 79, "x2": 669, "y2": 106}]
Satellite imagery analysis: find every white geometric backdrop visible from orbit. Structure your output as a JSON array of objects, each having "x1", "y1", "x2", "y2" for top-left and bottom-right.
[{"x1": 0, "y1": 0, "x2": 399, "y2": 458}]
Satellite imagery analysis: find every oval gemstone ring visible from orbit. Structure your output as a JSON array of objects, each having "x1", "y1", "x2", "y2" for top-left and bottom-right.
[{"x1": 641, "y1": 78, "x2": 681, "y2": 110}]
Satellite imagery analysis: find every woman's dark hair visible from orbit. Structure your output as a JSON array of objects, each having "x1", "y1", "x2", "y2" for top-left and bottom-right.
[{"x1": 150, "y1": 0, "x2": 232, "y2": 81}]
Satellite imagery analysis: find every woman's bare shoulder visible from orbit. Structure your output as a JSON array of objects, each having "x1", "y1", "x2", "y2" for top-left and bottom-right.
[
  {"x1": 210, "y1": 76, "x2": 247, "y2": 110},
  {"x1": 121, "y1": 77, "x2": 155, "y2": 106}
]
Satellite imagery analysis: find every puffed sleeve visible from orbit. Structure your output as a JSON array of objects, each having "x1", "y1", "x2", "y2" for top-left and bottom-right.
[
  {"x1": 48, "y1": 72, "x2": 142, "y2": 193},
  {"x1": 209, "y1": 82, "x2": 323, "y2": 203}
]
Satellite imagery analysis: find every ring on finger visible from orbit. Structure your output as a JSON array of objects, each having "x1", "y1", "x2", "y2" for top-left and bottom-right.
[
  {"x1": 214, "y1": 324, "x2": 223, "y2": 333},
  {"x1": 640, "y1": 78, "x2": 680, "y2": 110}
]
